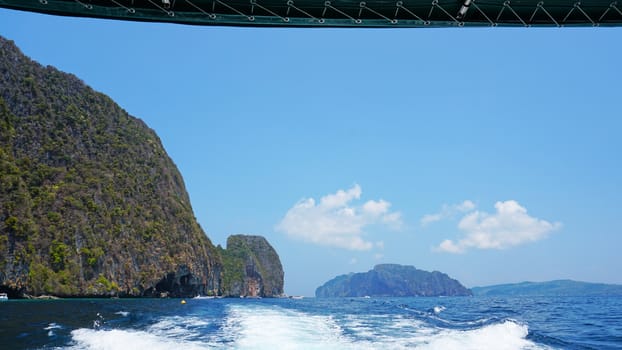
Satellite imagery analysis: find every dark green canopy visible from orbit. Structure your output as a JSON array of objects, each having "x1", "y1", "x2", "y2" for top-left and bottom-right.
[{"x1": 1, "y1": 0, "x2": 621, "y2": 27}]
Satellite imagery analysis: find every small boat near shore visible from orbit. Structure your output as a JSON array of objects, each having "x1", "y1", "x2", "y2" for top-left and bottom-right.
[{"x1": 0, "y1": 293, "x2": 8, "y2": 301}]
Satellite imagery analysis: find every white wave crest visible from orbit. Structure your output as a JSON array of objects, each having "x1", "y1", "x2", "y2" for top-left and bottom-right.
[
  {"x1": 68, "y1": 328, "x2": 215, "y2": 350},
  {"x1": 224, "y1": 305, "x2": 550, "y2": 350},
  {"x1": 45, "y1": 322, "x2": 62, "y2": 337},
  {"x1": 45, "y1": 323, "x2": 62, "y2": 330},
  {"x1": 225, "y1": 304, "x2": 350, "y2": 349},
  {"x1": 148, "y1": 315, "x2": 211, "y2": 340},
  {"x1": 64, "y1": 304, "x2": 552, "y2": 350},
  {"x1": 420, "y1": 320, "x2": 546, "y2": 350}
]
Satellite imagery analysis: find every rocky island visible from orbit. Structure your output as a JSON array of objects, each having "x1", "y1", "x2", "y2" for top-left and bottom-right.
[
  {"x1": 218, "y1": 235, "x2": 284, "y2": 297},
  {"x1": 316, "y1": 264, "x2": 472, "y2": 297},
  {"x1": 0, "y1": 36, "x2": 283, "y2": 298},
  {"x1": 472, "y1": 280, "x2": 622, "y2": 297}
]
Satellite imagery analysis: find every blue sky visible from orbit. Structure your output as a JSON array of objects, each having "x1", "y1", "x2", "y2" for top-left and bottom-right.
[{"x1": 2, "y1": 8, "x2": 621, "y2": 296}]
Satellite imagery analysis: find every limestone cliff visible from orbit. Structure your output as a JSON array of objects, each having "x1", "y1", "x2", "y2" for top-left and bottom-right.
[
  {"x1": 0, "y1": 36, "x2": 222, "y2": 298},
  {"x1": 218, "y1": 235, "x2": 284, "y2": 297},
  {"x1": 316, "y1": 264, "x2": 472, "y2": 297}
]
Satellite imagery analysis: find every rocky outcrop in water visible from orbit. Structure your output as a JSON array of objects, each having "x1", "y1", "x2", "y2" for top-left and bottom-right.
[
  {"x1": 0, "y1": 36, "x2": 223, "y2": 298},
  {"x1": 218, "y1": 235, "x2": 284, "y2": 297},
  {"x1": 316, "y1": 264, "x2": 472, "y2": 297}
]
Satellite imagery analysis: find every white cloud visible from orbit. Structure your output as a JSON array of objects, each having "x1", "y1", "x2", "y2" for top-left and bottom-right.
[
  {"x1": 436, "y1": 200, "x2": 562, "y2": 253},
  {"x1": 420, "y1": 200, "x2": 476, "y2": 226},
  {"x1": 382, "y1": 212, "x2": 403, "y2": 229},
  {"x1": 362, "y1": 199, "x2": 390, "y2": 216},
  {"x1": 420, "y1": 213, "x2": 443, "y2": 226},
  {"x1": 457, "y1": 200, "x2": 476, "y2": 212},
  {"x1": 275, "y1": 184, "x2": 402, "y2": 251},
  {"x1": 437, "y1": 239, "x2": 463, "y2": 254},
  {"x1": 320, "y1": 185, "x2": 362, "y2": 209}
]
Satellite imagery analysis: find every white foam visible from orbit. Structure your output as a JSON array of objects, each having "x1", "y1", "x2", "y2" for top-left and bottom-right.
[
  {"x1": 147, "y1": 315, "x2": 210, "y2": 340},
  {"x1": 114, "y1": 311, "x2": 129, "y2": 317},
  {"x1": 348, "y1": 315, "x2": 549, "y2": 350},
  {"x1": 63, "y1": 304, "x2": 553, "y2": 350},
  {"x1": 225, "y1": 304, "x2": 351, "y2": 350},
  {"x1": 46, "y1": 322, "x2": 62, "y2": 337},
  {"x1": 45, "y1": 323, "x2": 62, "y2": 330},
  {"x1": 223, "y1": 305, "x2": 550, "y2": 350},
  {"x1": 419, "y1": 320, "x2": 548, "y2": 350},
  {"x1": 343, "y1": 314, "x2": 428, "y2": 343},
  {"x1": 65, "y1": 314, "x2": 216, "y2": 349},
  {"x1": 67, "y1": 328, "x2": 215, "y2": 350}
]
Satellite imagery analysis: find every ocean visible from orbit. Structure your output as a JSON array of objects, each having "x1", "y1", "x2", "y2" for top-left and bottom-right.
[{"x1": 1, "y1": 296, "x2": 621, "y2": 349}]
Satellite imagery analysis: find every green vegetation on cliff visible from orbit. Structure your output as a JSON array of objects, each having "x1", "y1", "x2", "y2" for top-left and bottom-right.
[
  {"x1": 218, "y1": 235, "x2": 284, "y2": 297},
  {"x1": 0, "y1": 36, "x2": 221, "y2": 297},
  {"x1": 316, "y1": 264, "x2": 472, "y2": 297}
]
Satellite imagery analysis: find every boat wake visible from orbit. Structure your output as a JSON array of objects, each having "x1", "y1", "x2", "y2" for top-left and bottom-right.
[{"x1": 62, "y1": 302, "x2": 550, "y2": 350}]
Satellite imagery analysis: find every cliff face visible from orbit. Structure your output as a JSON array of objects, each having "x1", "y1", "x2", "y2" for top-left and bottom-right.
[
  {"x1": 0, "y1": 36, "x2": 222, "y2": 298},
  {"x1": 316, "y1": 264, "x2": 472, "y2": 297},
  {"x1": 218, "y1": 235, "x2": 284, "y2": 297}
]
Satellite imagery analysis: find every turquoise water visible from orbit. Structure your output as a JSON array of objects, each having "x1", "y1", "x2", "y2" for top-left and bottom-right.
[{"x1": 1, "y1": 296, "x2": 621, "y2": 349}]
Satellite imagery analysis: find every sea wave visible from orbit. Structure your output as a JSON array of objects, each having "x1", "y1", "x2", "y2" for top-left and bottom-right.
[
  {"x1": 62, "y1": 303, "x2": 551, "y2": 350},
  {"x1": 67, "y1": 328, "x2": 214, "y2": 350},
  {"x1": 45, "y1": 322, "x2": 63, "y2": 337},
  {"x1": 224, "y1": 304, "x2": 349, "y2": 349},
  {"x1": 148, "y1": 315, "x2": 212, "y2": 341},
  {"x1": 223, "y1": 304, "x2": 549, "y2": 350},
  {"x1": 419, "y1": 321, "x2": 545, "y2": 350}
]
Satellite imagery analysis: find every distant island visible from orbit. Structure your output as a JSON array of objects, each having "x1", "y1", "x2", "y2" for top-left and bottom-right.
[
  {"x1": 316, "y1": 264, "x2": 472, "y2": 297},
  {"x1": 472, "y1": 280, "x2": 622, "y2": 297},
  {"x1": 0, "y1": 36, "x2": 283, "y2": 299}
]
